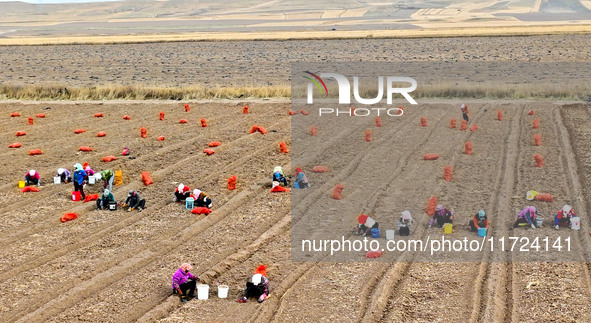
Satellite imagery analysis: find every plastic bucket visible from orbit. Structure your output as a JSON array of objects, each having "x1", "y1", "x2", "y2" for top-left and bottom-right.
[
  {"x1": 272, "y1": 181, "x2": 279, "y2": 188},
  {"x1": 535, "y1": 217, "x2": 544, "y2": 227},
  {"x1": 371, "y1": 228, "x2": 379, "y2": 238},
  {"x1": 477, "y1": 228, "x2": 487, "y2": 237},
  {"x1": 386, "y1": 229, "x2": 395, "y2": 241},
  {"x1": 443, "y1": 223, "x2": 453, "y2": 234},
  {"x1": 108, "y1": 202, "x2": 117, "y2": 211},
  {"x1": 88, "y1": 176, "x2": 96, "y2": 185},
  {"x1": 217, "y1": 285, "x2": 229, "y2": 298},
  {"x1": 197, "y1": 284, "x2": 209, "y2": 300},
  {"x1": 571, "y1": 217, "x2": 581, "y2": 230},
  {"x1": 18, "y1": 181, "x2": 25, "y2": 188},
  {"x1": 72, "y1": 191, "x2": 81, "y2": 201},
  {"x1": 54, "y1": 176, "x2": 61, "y2": 184},
  {"x1": 185, "y1": 197, "x2": 195, "y2": 210}
]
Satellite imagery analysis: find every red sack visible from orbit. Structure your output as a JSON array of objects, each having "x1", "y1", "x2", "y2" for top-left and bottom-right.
[
  {"x1": 191, "y1": 207, "x2": 211, "y2": 215},
  {"x1": 29, "y1": 149, "x2": 42, "y2": 155},
  {"x1": 36, "y1": 113, "x2": 46, "y2": 118},
  {"x1": 179, "y1": 119, "x2": 188, "y2": 124},
  {"x1": 97, "y1": 131, "x2": 106, "y2": 137},
  {"x1": 443, "y1": 166, "x2": 453, "y2": 181},
  {"x1": 365, "y1": 130, "x2": 372, "y2": 142},
  {"x1": 300, "y1": 109, "x2": 309, "y2": 115},
  {"x1": 123, "y1": 115, "x2": 131, "y2": 120},
  {"x1": 10, "y1": 112, "x2": 20, "y2": 117},
  {"x1": 208, "y1": 141, "x2": 222, "y2": 147},
  {"x1": 310, "y1": 126, "x2": 317, "y2": 136},
  {"x1": 84, "y1": 194, "x2": 99, "y2": 202},
  {"x1": 16, "y1": 131, "x2": 26, "y2": 136},
  {"x1": 255, "y1": 265, "x2": 267, "y2": 276},
  {"x1": 158, "y1": 136, "x2": 165, "y2": 141},
  {"x1": 271, "y1": 185, "x2": 290, "y2": 192},
  {"x1": 140, "y1": 127, "x2": 147, "y2": 138},
  {"x1": 159, "y1": 111, "x2": 165, "y2": 120},
  {"x1": 312, "y1": 166, "x2": 329, "y2": 173},
  {"x1": 184, "y1": 104, "x2": 190, "y2": 112},
  {"x1": 102, "y1": 155, "x2": 117, "y2": 162},
  {"x1": 350, "y1": 107, "x2": 355, "y2": 115},
  {"x1": 534, "y1": 154, "x2": 544, "y2": 167},
  {"x1": 141, "y1": 171, "x2": 153, "y2": 186},
  {"x1": 460, "y1": 120, "x2": 467, "y2": 131},
  {"x1": 9, "y1": 142, "x2": 22, "y2": 148},
  {"x1": 249, "y1": 125, "x2": 258, "y2": 134},
  {"x1": 243, "y1": 105, "x2": 249, "y2": 114},
  {"x1": 465, "y1": 142, "x2": 473, "y2": 155},
  {"x1": 332, "y1": 184, "x2": 344, "y2": 200},
  {"x1": 257, "y1": 126, "x2": 267, "y2": 134},
  {"x1": 94, "y1": 113, "x2": 103, "y2": 118},
  {"x1": 450, "y1": 119, "x2": 457, "y2": 128},
  {"x1": 22, "y1": 186, "x2": 40, "y2": 192},
  {"x1": 288, "y1": 111, "x2": 297, "y2": 115},
  {"x1": 533, "y1": 118, "x2": 539, "y2": 129},
  {"x1": 423, "y1": 153, "x2": 439, "y2": 160},
  {"x1": 61, "y1": 213, "x2": 78, "y2": 222},
  {"x1": 74, "y1": 129, "x2": 86, "y2": 134},
  {"x1": 497, "y1": 110, "x2": 503, "y2": 121},
  {"x1": 375, "y1": 117, "x2": 382, "y2": 127},
  {"x1": 398, "y1": 106, "x2": 404, "y2": 115},
  {"x1": 204, "y1": 149, "x2": 215, "y2": 155},
  {"x1": 366, "y1": 250, "x2": 383, "y2": 259},
  {"x1": 528, "y1": 110, "x2": 535, "y2": 115},
  {"x1": 534, "y1": 134, "x2": 542, "y2": 146},
  {"x1": 469, "y1": 124, "x2": 478, "y2": 131},
  {"x1": 534, "y1": 193, "x2": 553, "y2": 202},
  {"x1": 27, "y1": 117, "x2": 34, "y2": 125},
  {"x1": 426, "y1": 196, "x2": 437, "y2": 216},
  {"x1": 420, "y1": 117, "x2": 427, "y2": 127},
  {"x1": 79, "y1": 146, "x2": 93, "y2": 152},
  {"x1": 228, "y1": 175, "x2": 237, "y2": 190},
  {"x1": 279, "y1": 141, "x2": 289, "y2": 153},
  {"x1": 200, "y1": 118, "x2": 207, "y2": 127}
]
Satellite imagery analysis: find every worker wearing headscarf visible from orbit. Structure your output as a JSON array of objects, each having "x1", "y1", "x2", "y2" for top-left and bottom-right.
[
  {"x1": 24, "y1": 169, "x2": 40, "y2": 186},
  {"x1": 356, "y1": 214, "x2": 379, "y2": 237},
  {"x1": 293, "y1": 167, "x2": 309, "y2": 189},
  {"x1": 73, "y1": 163, "x2": 87, "y2": 199},
  {"x1": 554, "y1": 204, "x2": 575, "y2": 230},
  {"x1": 513, "y1": 206, "x2": 538, "y2": 229},
  {"x1": 96, "y1": 189, "x2": 115, "y2": 210},
  {"x1": 57, "y1": 168, "x2": 72, "y2": 184},
  {"x1": 461, "y1": 103, "x2": 469, "y2": 122},
  {"x1": 123, "y1": 189, "x2": 146, "y2": 212},
  {"x1": 398, "y1": 210, "x2": 413, "y2": 236},
  {"x1": 272, "y1": 166, "x2": 288, "y2": 186},
  {"x1": 470, "y1": 210, "x2": 489, "y2": 232},
  {"x1": 429, "y1": 205, "x2": 454, "y2": 228},
  {"x1": 192, "y1": 189, "x2": 213, "y2": 209},
  {"x1": 174, "y1": 183, "x2": 191, "y2": 202},
  {"x1": 172, "y1": 263, "x2": 200, "y2": 303},
  {"x1": 237, "y1": 273, "x2": 270, "y2": 303}
]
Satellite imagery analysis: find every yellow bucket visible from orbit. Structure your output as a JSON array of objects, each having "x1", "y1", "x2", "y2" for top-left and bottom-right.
[
  {"x1": 18, "y1": 181, "x2": 25, "y2": 188},
  {"x1": 443, "y1": 223, "x2": 453, "y2": 234}
]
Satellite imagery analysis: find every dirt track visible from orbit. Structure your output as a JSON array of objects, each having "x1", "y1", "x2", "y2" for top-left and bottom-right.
[{"x1": 1, "y1": 100, "x2": 591, "y2": 322}]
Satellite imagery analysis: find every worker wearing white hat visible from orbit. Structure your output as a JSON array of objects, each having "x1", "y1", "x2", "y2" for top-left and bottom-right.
[{"x1": 554, "y1": 204, "x2": 576, "y2": 230}]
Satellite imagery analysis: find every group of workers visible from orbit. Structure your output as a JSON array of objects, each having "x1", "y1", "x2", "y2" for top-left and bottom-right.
[
  {"x1": 173, "y1": 183, "x2": 213, "y2": 209},
  {"x1": 272, "y1": 166, "x2": 309, "y2": 189}
]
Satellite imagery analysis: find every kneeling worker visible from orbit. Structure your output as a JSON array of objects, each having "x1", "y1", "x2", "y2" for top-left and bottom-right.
[
  {"x1": 96, "y1": 189, "x2": 115, "y2": 210},
  {"x1": 123, "y1": 190, "x2": 146, "y2": 212}
]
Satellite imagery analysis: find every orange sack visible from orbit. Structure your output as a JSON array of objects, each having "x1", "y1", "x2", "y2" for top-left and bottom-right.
[
  {"x1": 460, "y1": 120, "x2": 467, "y2": 131},
  {"x1": 208, "y1": 141, "x2": 222, "y2": 147},
  {"x1": 10, "y1": 112, "x2": 20, "y2": 117},
  {"x1": 97, "y1": 131, "x2": 106, "y2": 137},
  {"x1": 534, "y1": 154, "x2": 544, "y2": 167},
  {"x1": 288, "y1": 111, "x2": 297, "y2": 116},
  {"x1": 84, "y1": 194, "x2": 99, "y2": 202},
  {"x1": 123, "y1": 115, "x2": 131, "y2": 120},
  {"x1": 61, "y1": 213, "x2": 78, "y2": 222},
  {"x1": 365, "y1": 130, "x2": 372, "y2": 142},
  {"x1": 469, "y1": 124, "x2": 478, "y2": 131},
  {"x1": 204, "y1": 149, "x2": 215, "y2": 155},
  {"x1": 533, "y1": 118, "x2": 539, "y2": 129},
  {"x1": 36, "y1": 113, "x2": 46, "y2": 118},
  {"x1": 200, "y1": 118, "x2": 207, "y2": 127},
  {"x1": 141, "y1": 171, "x2": 153, "y2": 186},
  {"x1": 279, "y1": 141, "x2": 289, "y2": 153},
  {"x1": 420, "y1": 117, "x2": 427, "y2": 127},
  {"x1": 257, "y1": 126, "x2": 267, "y2": 134},
  {"x1": 228, "y1": 175, "x2": 237, "y2": 190},
  {"x1": 9, "y1": 142, "x2": 22, "y2": 148},
  {"x1": 534, "y1": 134, "x2": 542, "y2": 146},
  {"x1": 191, "y1": 207, "x2": 211, "y2": 215},
  {"x1": 79, "y1": 146, "x2": 93, "y2": 152},
  {"x1": 443, "y1": 166, "x2": 453, "y2": 181},
  {"x1": 366, "y1": 250, "x2": 383, "y2": 259},
  {"x1": 465, "y1": 141, "x2": 473, "y2": 155},
  {"x1": 332, "y1": 184, "x2": 345, "y2": 200},
  {"x1": 249, "y1": 125, "x2": 259, "y2": 134},
  {"x1": 184, "y1": 104, "x2": 190, "y2": 112},
  {"x1": 375, "y1": 117, "x2": 382, "y2": 127},
  {"x1": 300, "y1": 109, "x2": 309, "y2": 115},
  {"x1": 27, "y1": 117, "x2": 33, "y2": 125},
  {"x1": 102, "y1": 156, "x2": 117, "y2": 162},
  {"x1": 312, "y1": 166, "x2": 329, "y2": 173},
  {"x1": 94, "y1": 113, "x2": 103, "y2": 118},
  {"x1": 450, "y1": 119, "x2": 457, "y2": 128},
  {"x1": 310, "y1": 126, "x2": 317, "y2": 136},
  {"x1": 22, "y1": 186, "x2": 40, "y2": 192},
  {"x1": 423, "y1": 153, "x2": 439, "y2": 160},
  {"x1": 140, "y1": 127, "x2": 147, "y2": 138},
  {"x1": 243, "y1": 105, "x2": 249, "y2": 114},
  {"x1": 426, "y1": 196, "x2": 437, "y2": 216},
  {"x1": 271, "y1": 185, "x2": 290, "y2": 192},
  {"x1": 179, "y1": 119, "x2": 188, "y2": 124},
  {"x1": 159, "y1": 111, "x2": 165, "y2": 120},
  {"x1": 497, "y1": 110, "x2": 503, "y2": 121},
  {"x1": 350, "y1": 107, "x2": 355, "y2": 115},
  {"x1": 29, "y1": 149, "x2": 42, "y2": 156},
  {"x1": 74, "y1": 129, "x2": 86, "y2": 134},
  {"x1": 534, "y1": 193, "x2": 553, "y2": 202},
  {"x1": 16, "y1": 131, "x2": 26, "y2": 136},
  {"x1": 158, "y1": 136, "x2": 165, "y2": 141},
  {"x1": 528, "y1": 110, "x2": 535, "y2": 115},
  {"x1": 398, "y1": 106, "x2": 404, "y2": 115}
]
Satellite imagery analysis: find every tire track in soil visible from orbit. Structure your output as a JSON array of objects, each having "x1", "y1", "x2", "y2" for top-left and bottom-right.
[{"x1": 364, "y1": 105, "x2": 509, "y2": 323}]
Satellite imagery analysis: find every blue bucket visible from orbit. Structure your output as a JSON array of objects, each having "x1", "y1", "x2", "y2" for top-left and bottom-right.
[
  {"x1": 371, "y1": 228, "x2": 380, "y2": 238},
  {"x1": 185, "y1": 197, "x2": 195, "y2": 210},
  {"x1": 477, "y1": 227, "x2": 487, "y2": 237}
]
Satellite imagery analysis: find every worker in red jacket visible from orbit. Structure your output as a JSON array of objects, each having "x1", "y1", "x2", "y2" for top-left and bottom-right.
[
  {"x1": 554, "y1": 204, "x2": 576, "y2": 230},
  {"x1": 174, "y1": 183, "x2": 191, "y2": 202}
]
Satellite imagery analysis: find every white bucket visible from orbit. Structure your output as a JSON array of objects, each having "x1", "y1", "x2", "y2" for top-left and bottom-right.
[
  {"x1": 272, "y1": 181, "x2": 279, "y2": 188},
  {"x1": 197, "y1": 284, "x2": 209, "y2": 300},
  {"x1": 571, "y1": 217, "x2": 581, "y2": 230},
  {"x1": 386, "y1": 229, "x2": 395, "y2": 241},
  {"x1": 88, "y1": 176, "x2": 96, "y2": 185},
  {"x1": 95, "y1": 174, "x2": 102, "y2": 181},
  {"x1": 54, "y1": 176, "x2": 61, "y2": 184},
  {"x1": 217, "y1": 285, "x2": 229, "y2": 298},
  {"x1": 535, "y1": 217, "x2": 544, "y2": 227}
]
